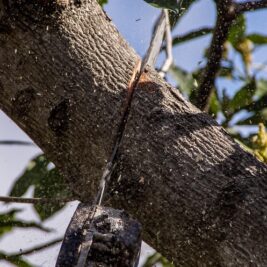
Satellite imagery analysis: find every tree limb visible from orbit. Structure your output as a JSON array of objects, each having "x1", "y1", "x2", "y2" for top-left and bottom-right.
[
  {"x1": 1, "y1": 0, "x2": 267, "y2": 265},
  {"x1": 0, "y1": 219, "x2": 52, "y2": 232},
  {"x1": 0, "y1": 140, "x2": 34, "y2": 146},
  {"x1": 172, "y1": 27, "x2": 213, "y2": 46},
  {"x1": 195, "y1": 0, "x2": 237, "y2": 111},
  {"x1": 236, "y1": 0, "x2": 267, "y2": 13},
  {"x1": 0, "y1": 237, "x2": 63, "y2": 263},
  {"x1": 195, "y1": 0, "x2": 267, "y2": 111},
  {"x1": 14, "y1": 237, "x2": 63, "y2": 256},
  {"x1": 0, "y1": 196, "x2": 74, "y2": 204}
]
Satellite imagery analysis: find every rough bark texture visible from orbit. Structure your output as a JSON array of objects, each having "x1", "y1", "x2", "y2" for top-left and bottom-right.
[
  {"x1": 0, "y1": 0, "x2": 139, "y2": 198},
  {"x1": 1, "y1": 1, "x2": 267, "y2": 266}
]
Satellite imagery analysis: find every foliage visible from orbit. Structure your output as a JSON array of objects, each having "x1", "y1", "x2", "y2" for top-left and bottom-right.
[
  {"x1": 144, "y1": 0, "x2": 197, "y2": 13},
  {"x1": 98, "y1": 0, "x2": 108, "y2": 6},
  {"x1": 145, "y1": 0, "x2": 199, "y2": 27},
  {"x1": 0, "y1": 209, "x2": 53, "y2": 267},
  {"x1": 168, "y1": 10, "x2": 267, "y2": 155},
  {"x1": 143, "y1": 252, "x2": 174, "y2": 267},
  {"x1": 251, "y1": 123, "x2": 267, "y2": 162},
  {"x1": 0, "y1": 252, "x2": 32, "y2": 267},
  {"x1": 0, "y1": 209, "x2": 51, "y2": 237},
  {"x1": 144, "y1": 0, "x2": 180, "y2": 11},
  {"x1": 9, "y1": 154, "x2": 72, "y2": 221}
]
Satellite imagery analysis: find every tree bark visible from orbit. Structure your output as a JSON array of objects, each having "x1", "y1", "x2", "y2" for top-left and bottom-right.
[{"x1": 1, "y1": 1, "x2": 267, "y2": 266}]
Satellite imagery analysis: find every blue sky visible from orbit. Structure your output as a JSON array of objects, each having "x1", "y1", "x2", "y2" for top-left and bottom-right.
[{"x1": 105, "y1": 0, "x2": 216, "y2": 71}]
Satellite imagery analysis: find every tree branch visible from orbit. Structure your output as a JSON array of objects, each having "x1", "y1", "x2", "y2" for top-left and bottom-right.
[
  {"x1": 172, "y1": 27, "x2": 213, "y2": 46},
  {"x1": 0, "y1": 220, "x2": 52, "y2": 232},
  {"x1": 194, "y1": 0, "x2": 267, "y2": 111},
  {"x1": 0, "y1": 237, "x2": 63, "y2": 263},
  {"x1": 236, "y1": 0, "x2": 267, "y2": 14},
  {"x1": 15, "y1": 237, "x2": 63, "y2": 256},
  {"x1": 0, "y1": 140, "x2": 34, "y2": 146},
  {"x1": 195, "y1": 0, "x2": 237, "y2": 111},
  {"x1": 0, "y1": 196, "x2": 74, "y2": 204}
]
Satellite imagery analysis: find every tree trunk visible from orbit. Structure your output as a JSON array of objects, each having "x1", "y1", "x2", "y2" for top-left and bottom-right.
[{"x1": 1, "y1": 1, "x2": 267, "y2": 266}]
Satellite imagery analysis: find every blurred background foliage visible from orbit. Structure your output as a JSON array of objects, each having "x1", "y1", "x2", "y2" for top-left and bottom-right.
[{"x1": 1, "y1": 0, "x2": 267, "y2": 266}]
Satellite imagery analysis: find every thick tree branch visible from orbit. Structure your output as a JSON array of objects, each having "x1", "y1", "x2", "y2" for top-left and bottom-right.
[
  {"x1": 0, "y1": 0, "x2": 139, "y2": 200},
  {"x1": 1, "y1": 0, "x2": 267, "y2": 265}
]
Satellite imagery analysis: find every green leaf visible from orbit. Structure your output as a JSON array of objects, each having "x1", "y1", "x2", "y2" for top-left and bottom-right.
[
  {"x1": 98, "y1": 0, "x2": 108, "y2": 6},
  {"x1": 240, "y1": 81, "x2": 267, "y2": 114},
  {"x1": 237, "y1": 109, "x2": 267, "y2": 126},
  {"x1": 234, "y1": 138, "x2": 254, "y2": 154},
  {"x1": 228, "y1": 79, "x2": 256, "y2": 112},
  {"x1": 10, "y1": 154, "x2": 72, "y2": 221},
  {"x1": 228, "y1": 15, "x2": 253, "y2": 71},
  {"x1": 169, "y1": 65, "x2": 198, "y2": 96},
  {"x1": 209, "y1": 90, "x2": 221, "y2": 116},
  {"x1": 247, "y1": 33, "x2": 267, "y2": 45},
  {"x1": 221, "y1": 89, "x2": 232, "y2": 121},
  {"x1": 0, "y1": 252, "x2": 33, "y2": 267},
  {"x1": 227, "y1": 130, "x2": 253, "y2": 147},
  {"x1": 144, "y1": 0, "x2": 179, "y2": 11},
  {"x1": 0, "y1": 209, "x2": 50, "y2": 237},
  {"x1": 246, "y1": 97, "x2": 267, "y2": 114},
  {"x1": 34, "y1": 169, "x2": 71, "y2": 221},
  {"x1": 218, "y1": 65, "x2": 234, "y2": 79},
  {"x1": 169, "y1": 0, "x2": 199, "y2": 26},
  {"x1": 228, "y1": 15, "x2": 246, "y2": 47},
  {"x1": 144, "y1": 0, "x2": 199, "y2": 21},
  {"x1": 9, "y1": 155, "x2": 49, "y2": 197},
  {"x1": 0, "y1": 209, "x2": 20, "y2": 236},
  {"x1": 255, "y1": 79, "x2": 267, "y2": 99},
  {"x1": 8, "y1": 257, "x2": 33, "y2": 267},
  {"x1": 143, "y1": 253, "x2": 162, "y2": 267},
  {"x1": 143, "y1": 252, "x2": 174, "y2": 267}
]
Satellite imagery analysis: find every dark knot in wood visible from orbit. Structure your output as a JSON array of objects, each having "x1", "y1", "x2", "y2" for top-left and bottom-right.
[{"x1": 48, "y1": 99, "x2": 70, "y2": 136}]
